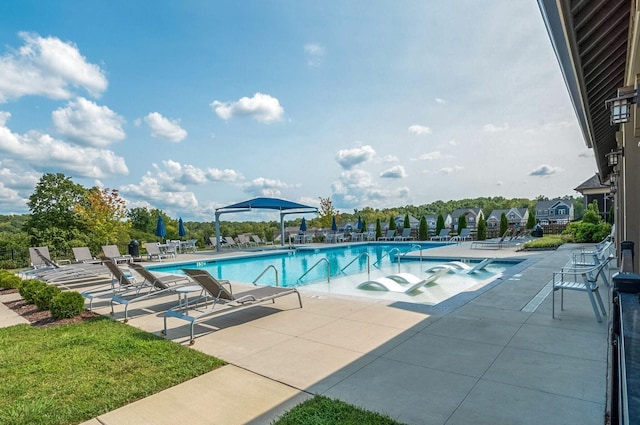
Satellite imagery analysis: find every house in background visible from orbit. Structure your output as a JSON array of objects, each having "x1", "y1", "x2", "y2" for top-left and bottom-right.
[
  {"x1": 451, "y1": 208, "x2": 483, "y2": 230},
  {"x1": 486, "y1": 208, "x2": 529, "y2": 229},
  {"x1": 574, "y1": 174, "x2": 612, "y2": 221},
  {"x1": 535, "y1": 199, "x2": 574, "y2": 225},
  {"x1": 393, "y1": 214, "x2": 420, "y2": 229}
]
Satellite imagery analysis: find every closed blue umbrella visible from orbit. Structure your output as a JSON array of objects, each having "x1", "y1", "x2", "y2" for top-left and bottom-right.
[
  {"x1": 155, "y1": 215, "x2": 166, "y2": 240},
  {"x1": 178, "y1": 217, "x2": 186, "y2": 238},
  {"x1": 300, "y1": 217, "x2": 307, "y2": 232},
  {"x1": 356, "y1": 215, "x2": 362, "y2": 230},
  {"x1": 331, "y1": 215, "x2": 337, "y2": 232}
]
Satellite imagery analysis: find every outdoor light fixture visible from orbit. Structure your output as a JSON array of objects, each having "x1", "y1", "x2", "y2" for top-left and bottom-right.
[
  {"x1": 606, "y1": 148, "x2": 623, "y2": 167},
  {"x1": 605, "y1": 87, "x2": 637, "y2": 124}
]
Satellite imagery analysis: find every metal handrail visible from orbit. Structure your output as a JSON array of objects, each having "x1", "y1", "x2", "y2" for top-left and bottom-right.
[
  {"x1": 373, "y1": 247, "x2": 400, "y2": 268},
  {"x1": 398, "y1": 244, "x2": 423, "y2": 267},
  {"x1": 252, "y1": 265, "x2": 279, "y2": 286},
  {"x1": 297, "y1": 258, "x2": 331, "y2": 283},
  {"x1": 340, "y1": 252, "x2": 370, "y2": 281}
]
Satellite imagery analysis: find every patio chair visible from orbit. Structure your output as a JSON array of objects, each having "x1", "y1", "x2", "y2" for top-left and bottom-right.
[
  {"x1": 23, "y1": 247, "x2": 106, "y2": 282},
  {"x1": 163, "y1": 268, "x2": 302, "y2": 344},
  {"x1": 182, "y1": 239, "x2": 198, "y2": 253},
  {"x1": 378, "y1": 229, "x2": 395, "y2": 241},
  {"x1": 252, "y1": 234, "x2": 273, "y2": 245},
  {"x1": 430, "y1": 229, "x2": 450, "y2": 241},
  {"x1": 224, "y1": 236, "x2": 239, "y2": 249},
  {"x1": 111, "y1": 263, "x2": 196, "y2": 322},
  {"x1": 72, "y1": 247, "x2": 103, "y2": 264},
  {"x1": 144, "y1": 242, "x2": 171, "y2": 261},
  {"x1": 425, "y1": 258, "x2": 494, "y2": 275},
  {"x1": 81, "y1": 259, "x2": 150, "y2": 310},
  {"x1": 394, "y1": 228, "x2": 413, "y2": 241},
  {"x1": 102, "y1": 245, "x2": 133, "y2": 264},
  {"x1": 551, "y1": 255, "x2": 613, "y2": 322},
  {"x1": 470, "y1": 228, "x2": 512, "y2": 249},
  {"x1": 450, "y1": 228, "x2": 471, "y2": 243}
]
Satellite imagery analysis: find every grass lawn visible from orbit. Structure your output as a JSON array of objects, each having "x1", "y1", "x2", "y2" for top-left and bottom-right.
[
  {"x1": 0, "y1": 316, "x2": 225, "y2": 425},
  {"x1": 272, "y1": 396, "x2": 405, "y2": 425}
]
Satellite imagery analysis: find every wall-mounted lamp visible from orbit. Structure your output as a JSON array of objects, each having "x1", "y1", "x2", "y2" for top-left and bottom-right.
[
  {"x1": 605, "y1": 87, "x2": 637, "y2": 125},
  {"x1": 606, "y1": 148, "x2": 623, "y2": 167}
]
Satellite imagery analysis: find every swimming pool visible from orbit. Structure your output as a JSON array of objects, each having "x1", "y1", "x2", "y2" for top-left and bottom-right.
[{"x1": 148, "y1": 242, "x2": 514, "y2": 288}]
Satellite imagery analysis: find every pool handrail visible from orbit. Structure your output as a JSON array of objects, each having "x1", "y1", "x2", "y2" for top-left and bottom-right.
[
  {"x1": 398, "y1": 244, "x2": 423, "y2": 269},
  {"x1": 373, "y1": 247, "x2": 401, "y2": 268},
  {"x1": 298, "y1": 258, "x2": 331, "y2": 284},
  {"x1": 253, "y1": 265, "x2": 279, "y2": 287},
  {"x1": 340, "y1": 252, "x2": 371, "y2": 281}
]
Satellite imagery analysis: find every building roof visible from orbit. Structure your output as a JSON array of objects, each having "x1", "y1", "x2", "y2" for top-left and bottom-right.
[{"x1": 574, "y1": 174, "x2": 607, "y2": 192}]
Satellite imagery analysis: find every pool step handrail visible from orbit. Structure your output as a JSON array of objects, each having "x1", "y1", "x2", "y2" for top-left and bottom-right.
[
  {"x1": 373, "y1": 247, "x2": 401, "y2": 268},
  {"x1": 253, "y1": 264, "x2": 279, "y2": 286},
  {"x1": 398, "y1": 244, "x2": 424, "y2": 270},
  {"x1": 298, "y1": 258, "x2": 331, "y2": 283},
  {"x1": 340, "y1": 252, "x2": 371, "y2": 281}
]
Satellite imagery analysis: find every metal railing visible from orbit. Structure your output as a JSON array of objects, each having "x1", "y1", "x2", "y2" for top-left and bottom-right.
[
  {"x1": 373, "y1": 248, "x2": 400, "y2": 268},
  {"x1": 340, "y1": 252, "x2": 370, "y2": 281},
  {"x1": 297, "y1": 258, "x2": 331, "y2": 284},
  {"x1": 252, "y1": 265, "x2": 279, "y2": 286}
]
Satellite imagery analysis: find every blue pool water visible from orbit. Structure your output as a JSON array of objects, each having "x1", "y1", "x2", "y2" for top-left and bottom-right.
[{"x1": 147, "y1": 242, "x2": 514, "y2": 288}]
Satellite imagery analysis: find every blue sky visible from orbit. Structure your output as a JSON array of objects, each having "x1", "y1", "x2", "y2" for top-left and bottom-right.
[{"x1": 0, "y1": 1, "x2": 596, "y2": 221}]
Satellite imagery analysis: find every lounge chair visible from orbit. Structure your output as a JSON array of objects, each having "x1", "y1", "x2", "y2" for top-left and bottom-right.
[
  {"x1": 102, "y1": 245, "x2": 133, "y2": 264},
  {"x1": 394, "y1": 228, "x2": 413, "y2": 241},
  {"x1": 224, "y1": 236, "x2": 239, "y2": 249},
  {"x1": 430, "y1": 229, "x2": 450, "y2": 241},
  {"x1": 81, "y1": 259, "x2": 149, "y2": 310},
  {"x1": 470, "y1": 229, "x2": 512, "y2": 249},
  {"x1": 378, "y1": 229, "x2": 395, "y2": 241},
  {"x1": 23, "y1": 247, "x2": 106, "y2": 282},
  {"x1": 110, "y1": 264, "x2": 196, "y2": 322},
  {"x1": 144, "y1": 242, "x2": 171, "y2": 261},
  {"x1": 72, "y1": 247, "x2": 103, "y2": 264},
  {"x1": 450, "y1": 228, "x2": 471, "y2": 243},
  {"x1": 252, "y1": 235, "x2": 273, "y2": 245},
  {"x1": 357, "y1": 269, "x2": 448, "y2": 293},
  {"x1": 366, "y1": 231, "x2": 377, "y2": 241},
  {"x1": 425, "y1": 259, "x2": 494, "y2": 275},
  {"x1": 182, "y1": 239, "x2": 198, "y2": 253},
  {"x1": 163, "y1": 268, "x2": 302, "y2": 344},
  {"x1": 552, "y1": 255, "x2": 613, "y2": 322}
]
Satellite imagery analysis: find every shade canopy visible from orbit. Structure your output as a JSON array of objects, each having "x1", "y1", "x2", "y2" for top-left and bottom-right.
[{"x1": 214, "y1": 197, "x2": 318, "y2": 250}]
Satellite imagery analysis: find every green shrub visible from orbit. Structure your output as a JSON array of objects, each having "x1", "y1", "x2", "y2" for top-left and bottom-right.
[
  {"x1": 50, "y1": 291, "x2": 85, "y2": 319},
  {"x1": 34, "y1": 285, "x2": 62, "y2": 311},
  {"x1": 0, "y1": 273, "x2": 23, "y2": 290},
  {"x1": 19, "y1": 279, "x2": 48, "y2": 304},
  {"x1": 0, "y1": 260, "x2": 21, "y2": 270}
]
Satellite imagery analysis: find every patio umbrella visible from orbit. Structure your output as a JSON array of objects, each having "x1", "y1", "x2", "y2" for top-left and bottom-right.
[
  {"x1": 356, "y1": 215, "x2": 363, "y2": 231},
  {"x1": 300, "y1": 217, "x2": 307, "y2": 232},
  {"x1": 155, "y1": 215, "x2": 166, "y2": 241},
  {"x1": 331, "y1": 215, "x2": 337, "y2": 232},
  {"x1": 178, "y1": 217, "x2": 186, "y2": 238}
]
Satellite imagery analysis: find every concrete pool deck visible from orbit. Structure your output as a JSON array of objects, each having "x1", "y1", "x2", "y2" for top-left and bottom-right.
[{"x1": 4, "y1": 241, "x2": 614, "y2": 424}]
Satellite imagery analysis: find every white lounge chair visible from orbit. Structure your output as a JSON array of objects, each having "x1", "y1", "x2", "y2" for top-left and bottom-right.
[
  {"x1": 357, "y1": 277, "x2": 425, "y2": 293},
  {"x1": 424, "y1": 258, "x2": 494, "y2": 275}
]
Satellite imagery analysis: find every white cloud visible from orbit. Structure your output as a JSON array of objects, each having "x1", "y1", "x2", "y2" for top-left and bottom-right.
[
  {"x1": 244, "y1": 177, "x2": 291, "y2": 197},
  {"x1": 0, "y1": 112, "x2": 128, "y2": 178},
  {"x1": 143, "y1": 112, "x2": 187, "y2": 142},
  {"x1": 304, "y1": 43, "x2": 325, "y2": 67},
  {"x1": 210, "y1": 92, "x2": 284, "y2": 123},
  {"x1": 408, "y1": 124, "x2": 431, "y2": 135},
  {"x1": 482, "y1": 123, "x2": 509, "y2": 132},
  {"x1": 435, "y1": 98, "x2": 446, "y2": 104},
  {"x1": 0, "y1": 32, "x2": 107, "y2": 103},
  {"x1": 439, "y1": 166, "x2": 464, "y2": 174},
  {"x1": 382, "y1": 154, "x2": 399, "y2": 163},
  {"x1": 335, "y1": 145, "x2": 375, "y2": 169},
  {"x1": 448, "y1": 139, "x2": 458, "y2": 146},
  {"x1": 206, "y1": 168, "x2": 243, "y2": 182},
  {"x1": 380, "y1": 165, "x2": 407, "y2": 179},
  {"x1": 52, "y1": 97, "x2": 125, "y2": 147},
  {"x1": 529, "y1": 164, "x2": 562, "y2": 176},
  {"x1": 418, "y1": 151, "x2": 443, "y2": 160}
]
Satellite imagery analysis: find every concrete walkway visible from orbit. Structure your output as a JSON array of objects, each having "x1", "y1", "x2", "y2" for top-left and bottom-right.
[{"x1": 3, "y1": 242, "x2": 613, "y2": 424}]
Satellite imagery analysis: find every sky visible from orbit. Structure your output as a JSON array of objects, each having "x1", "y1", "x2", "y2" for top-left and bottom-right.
[{"x1": 0, "y1": 1, "x2": 597, "y2": 221}]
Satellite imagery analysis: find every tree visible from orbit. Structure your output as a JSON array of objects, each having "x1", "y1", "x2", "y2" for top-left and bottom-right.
[
  {"x1": 375, "y1": 218, "x2": 382, "y2": 239},
  {"x1": 75, "y1": 187, "x2": 130, "y2": 251},
  {"x1": 435, "y1": 214, "x2": 445, "y2": 235},
  {"x1": 24, "y1": 173, "x2": 87, "y2": 251},
  {"x1": 499, "y1": 213, "x2": 509, "y2": 236},
  {"x1": 317, "y1": 197, "x2": 338, "y2": 228},
  {"x1": 418, "y1": 216, "x2": 429, "y2": 240},
  {"x1": 526, "y1": 207, "x2": 536, "y2": 229},
  {"x1": 477, "y1": 214, "x2": 487, "y2": 240},
  {"x1": 388, "y1": 216, "x2": 397, "y2": 231},
  {"x1": 403, "y1": 214, "x2": 410, "y2": 229},
  {"x1": 457, "y1": 215, "x2": 467, "y2": 232},
  {"x1": 360, "y1": 218, "x2": 367, "y2": 233},
  {"x1": 128, "y1": 207, "x2": 155, "y2": 233}
]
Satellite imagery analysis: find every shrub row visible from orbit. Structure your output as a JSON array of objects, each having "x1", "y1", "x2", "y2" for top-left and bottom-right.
[{"x1": 0, "y1": 270, "x2": 85, "y2": 319}]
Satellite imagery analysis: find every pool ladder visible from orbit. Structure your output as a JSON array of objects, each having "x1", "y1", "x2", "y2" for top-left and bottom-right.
[
  {"x1": 340, "y1": 252, "x2": 371, "y2": 281},
  {"x1": 373, "y1": 245, "x2": 424, "y2": 273},
  {"x1": 297, "y1": 258, "x2": 331, "y2": 284},
  {"x1": 253, "y1": 265, "x2": 279, "y2": 286}
]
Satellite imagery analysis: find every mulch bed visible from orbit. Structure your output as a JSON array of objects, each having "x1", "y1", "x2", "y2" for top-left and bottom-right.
[{"x1": 1, "y1": 288, "x2": 98, "y2": 328}]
